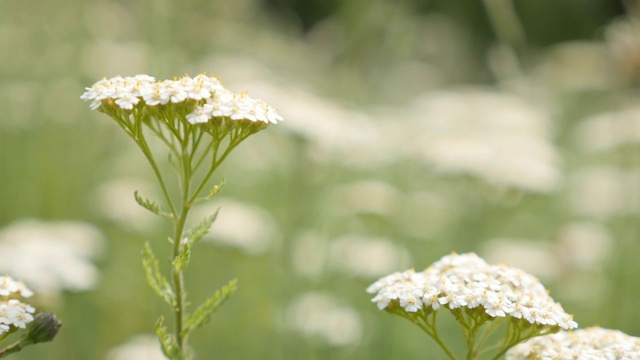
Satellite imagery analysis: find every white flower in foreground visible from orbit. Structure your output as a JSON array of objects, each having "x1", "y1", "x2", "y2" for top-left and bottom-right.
[
  {"x1": 0, "y1": 275, "x2": 35, "y2": 335},
  {"x1": 0, "y1": 219, "x2": 104, "y2": 295},
  {"x1": 367, "y1": 252, "x2": 578, "y2": 330},
  {"x1": 507, "y1": 327, "x2": 640, "y2": 360},
  {"x1": 81, "y1": 73, "x2": 283, "y2": 125}
]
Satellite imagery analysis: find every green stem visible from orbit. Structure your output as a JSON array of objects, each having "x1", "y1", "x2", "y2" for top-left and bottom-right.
[
  {"x1": 483, "y1": 0, "x2": 526, "y2": 50},
  {"x1": 133, "y1": 117, "x2": 178, "y2": 218},
  {"x1": 172, "y1": 205, "x2": 189, "y2": 354},
  {"x1": 172, "y1": 124, "x2": 195, "y2": 356},
  {"x1": 414, "y1": 311, "x2": 457, "y2": 360},
  {"x1": 188, "y1": 138, "x2": 239, "y2": 205},
  {"x1": 0, "y1": 336, "x2": 31, "y2": 357}
]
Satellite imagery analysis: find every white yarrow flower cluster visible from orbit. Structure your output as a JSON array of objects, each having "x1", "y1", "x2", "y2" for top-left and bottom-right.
[
  {"x1": 507, "y1": 327, "x2": 640, "y2": 360},
  {"x1": 367, "y1": 253, "x2": 578, "y2": 330},
  {"x1": 0, "y1": 275, "x2": 35, "y2": 335},
  {"x1": 80, "y1": 74, "x2": 283, "y2": 125}
]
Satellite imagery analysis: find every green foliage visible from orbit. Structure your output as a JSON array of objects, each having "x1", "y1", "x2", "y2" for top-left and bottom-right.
[
  {"x1": 173, "y1": 209, "x2": 221, "y2": 273},
  {"x1": 184, "y1": 209, "x2": 220, "y2": 246},
  {"x1": 134, "y1": 191, "x2": 172, "y2": 218},
  {"x1": 183, "y1": 279, "x2": 238, "y2": 336},
  {"x1": 172, "y1": 244, "x2": 191, "y2": 273},
  {"x1": 155, "y1": 317, "x2": 185, "y2": 360},
  {"x1": 143, "y1": 242, "x2": 176, "y2": 306}
]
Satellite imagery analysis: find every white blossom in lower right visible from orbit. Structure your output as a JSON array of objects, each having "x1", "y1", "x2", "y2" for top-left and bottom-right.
[
  {"x1": 367, "y1": 252, "x2": 578, "y2": 359},
  {"x1": 506, "y1": 327, "x2": 640, "y2": 360},
  {"x1": 367, "y1": 252, "x2": 578, "y2": 331}
]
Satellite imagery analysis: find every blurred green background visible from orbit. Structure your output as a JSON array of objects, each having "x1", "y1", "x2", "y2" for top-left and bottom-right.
[{"x1": 1, "y1": 0, "x2": 639, "y2": 359}]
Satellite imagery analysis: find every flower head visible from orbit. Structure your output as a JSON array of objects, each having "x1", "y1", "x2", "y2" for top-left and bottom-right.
[
  {"x1": 506, "y1": 327, "x2": 640, "y2": 359},
  {"x1": 0, "y1": 275, "x2": 36, "y2": 335},
  {"x1": 81, "y1": 73, "x2": 283, "y2": 125},
  {"x1": 367, "y1": 252, "x2": 578, "y2": 331}
]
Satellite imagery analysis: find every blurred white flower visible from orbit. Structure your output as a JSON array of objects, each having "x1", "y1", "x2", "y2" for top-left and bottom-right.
[
  {"x1": 328, "y1": 235, "x2": 412, "y2": 278},
  {"x1": 325, "y1": 180, "x2": 403, "y2": 217},
  {"x1": 193, "y1": 198, "x2": 279, "y2": 256},
  {"x1": 253, "y1": 83, "x2": 403, "y2": 168},
  {"x1": 94, "y1": 178, "x2": 161, "y2": 231},
  {"x1": 555, "y1": 221, "x2": 613, "y2": 270},
  {"x1": 481, "y1": 239, "x2": 560, "y2": 280},
  {"x1": 291, "y1": 231, "x2": 328, "y2": 279},
  {"x1": 105, "y1": 334, "x2": 165, "y2": 360},
  {"x1": 0, "y1": 219, "x2": 104, "y2": 295},
  {"x1": 412, "y1": 89, "x2": 561, "y2": 193},
  {"x1": 575, "y1": 107, "x2": 640, "y2": 153},
  {"x1": 568, "y1": 166, "x2": 638, "y2": 218},
  {"x1": 396, "y1": 191, "x2": 458, "y2": 240},
  {"x1": 286, "y1": 292, "x2": 362, "y2": 347}
]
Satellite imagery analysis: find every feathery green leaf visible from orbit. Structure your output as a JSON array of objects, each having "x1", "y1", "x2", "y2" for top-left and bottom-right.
[
  {"x1": 183, "y1": 279, "x2": 237, "y2": 337},
  {"x1": 143, "y1": 242, "x2": 175, "y2": 306}
]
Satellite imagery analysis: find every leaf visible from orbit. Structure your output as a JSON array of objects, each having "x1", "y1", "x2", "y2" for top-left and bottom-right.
[
  {"x1": 183, "y1": 209, "x2": 220, "y2": 246},
  {"x1": 155, "y1": 316, "x2": 180, "y2": 359},
  {"x1": 143, "y1": 242, "x2": 175, "y2": 306},
  {"x1": 172, "y1": 242, "x2": 191, "y2": 273},
  {"x1": 183, "y1": 279, "x2": 237, "y2": 337},
  {"x1": 134, "y1": 191, "x2": 171, "y2": 218}
]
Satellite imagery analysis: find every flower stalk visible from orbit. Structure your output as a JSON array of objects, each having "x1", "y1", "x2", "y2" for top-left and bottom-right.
[{"x1": 82, "y1": 73, "x2": 282, "y2": 359}]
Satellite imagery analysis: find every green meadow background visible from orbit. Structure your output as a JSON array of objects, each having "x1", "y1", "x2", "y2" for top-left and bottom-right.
[{"x1": 0, "y1": 0, "x2": 638, "y2": 359}]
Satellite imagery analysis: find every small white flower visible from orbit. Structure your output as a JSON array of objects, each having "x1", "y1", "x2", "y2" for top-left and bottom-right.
[
  {"x1": 186, "y1": 106, "x2": 212, "y2": 124},
  {"x1": 399, "y1": 290, "x2": 423, "y2": 312},
  {"x1": 114, "y1": 92, "x2": 139, "y2": 110}
]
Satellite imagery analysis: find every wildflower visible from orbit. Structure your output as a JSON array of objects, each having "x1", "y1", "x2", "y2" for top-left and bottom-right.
[
  {"x1": 0, "y1": 276, "x2": 36, "y2": 335},
  {"x1": 0, "y1": 219, "x2": 104, "y2": 296},
  {"x1": 81, "y1": 73, "x2": 283, "y2": 125},
  {"x1": 368, "y1": 253, "x2": 578, "y2": 358},
  {"x1": 507, "y1": 327, "x2": 640, "y2": 359},
  {"x1": 82, "y1": 72, "x2": 281, "y2": 358}
]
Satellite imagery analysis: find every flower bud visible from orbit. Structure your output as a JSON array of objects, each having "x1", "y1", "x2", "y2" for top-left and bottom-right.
[{"x1": 25, "y1": 312, "x2": 61, "y2": 343}]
